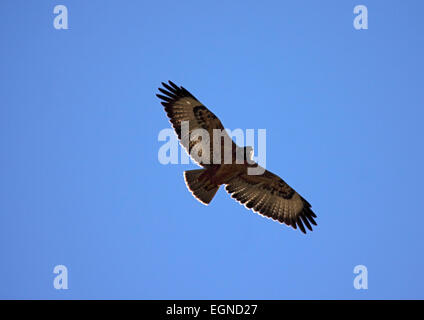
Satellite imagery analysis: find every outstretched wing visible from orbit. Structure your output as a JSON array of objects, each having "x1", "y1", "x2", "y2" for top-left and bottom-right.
[
  {"x1": 225, "y1": 168, "x2": 317, "y2": 233},
  {"x1": 156, "y1": 81, "x2": 236, "y2": 167}
]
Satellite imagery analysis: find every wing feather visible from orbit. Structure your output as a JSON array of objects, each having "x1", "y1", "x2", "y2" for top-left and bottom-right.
[
  {"x1": 157, "y1": 81, "x2": 236, "y2": 167},
  {"x1": 225, "y1": 169, "x2": 317, "y2": 233}
]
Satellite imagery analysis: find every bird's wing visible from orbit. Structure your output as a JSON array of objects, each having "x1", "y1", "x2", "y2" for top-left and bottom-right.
[
  {"x1": 225, "y1": 168, "x2": 317, "y2": 233},
  {"x1": 157, "y1": 81, "x2": 236, "y2": 167}
]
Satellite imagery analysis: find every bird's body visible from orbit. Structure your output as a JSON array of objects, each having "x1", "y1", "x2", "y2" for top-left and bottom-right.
[
  {"x1": 207, "y1": 163, "x2": 246, "y2": 185},
  {"x1": 157, "y1": 81, "x2": 317, "y2": 234}
]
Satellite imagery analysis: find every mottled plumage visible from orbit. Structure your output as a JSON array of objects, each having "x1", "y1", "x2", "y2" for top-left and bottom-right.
[{"x1": 156, "y1": 81, "x2": 317, "y2": 234}]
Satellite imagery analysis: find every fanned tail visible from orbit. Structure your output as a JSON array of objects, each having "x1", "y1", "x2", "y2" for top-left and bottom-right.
[{"x1": 183, "y1": 169, "x2": 220, "y2": 205}]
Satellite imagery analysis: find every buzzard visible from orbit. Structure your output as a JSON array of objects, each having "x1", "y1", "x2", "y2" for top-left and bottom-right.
[{"x1": 156, "y1": 81, "x2": 317, "y2": 233}]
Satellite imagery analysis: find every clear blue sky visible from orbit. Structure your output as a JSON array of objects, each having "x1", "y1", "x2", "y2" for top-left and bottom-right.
[{"x1": 1, "y1": 0, "x2": 423, "y2": 299}]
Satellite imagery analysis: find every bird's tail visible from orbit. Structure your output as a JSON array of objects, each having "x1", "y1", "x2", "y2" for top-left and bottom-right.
[{"x1": 183, "y1": 169, "x2": 220, "y2": 205}]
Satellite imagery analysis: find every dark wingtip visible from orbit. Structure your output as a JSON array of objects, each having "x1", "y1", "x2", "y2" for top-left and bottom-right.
[
  {"x1": 296, "y1": 218, "x2": 306, "y2": 234},
  {"x1": 156, "y1": 81, "x2": 196, "y2": 101},
  {"x1": 307, "y1": 215, "x2": 317, "y2": 226},
  {"x1": 301, "y1": 214, "x2": 313, "y2": 231},
  {"x1": 168, "y1": 80, "x2": 180, "y2": 90},
  {"x1": 156, "y1": 94, "x2": 172, "y2": 102}
]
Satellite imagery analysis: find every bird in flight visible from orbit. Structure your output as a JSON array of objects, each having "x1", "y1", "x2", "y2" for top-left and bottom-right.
[{"x1": 156, "y1": 81, "x2": 317, "y2": 233}]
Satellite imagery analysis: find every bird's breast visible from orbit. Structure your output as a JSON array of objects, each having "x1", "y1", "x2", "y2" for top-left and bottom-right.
[{"x1": 210, "y1": 164, "x2": 246, "y2": 185}]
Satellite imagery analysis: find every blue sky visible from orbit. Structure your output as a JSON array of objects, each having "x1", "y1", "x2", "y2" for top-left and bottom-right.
[{"x1": 1, "y1": 0, "x2": 423, "y2": 299}]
